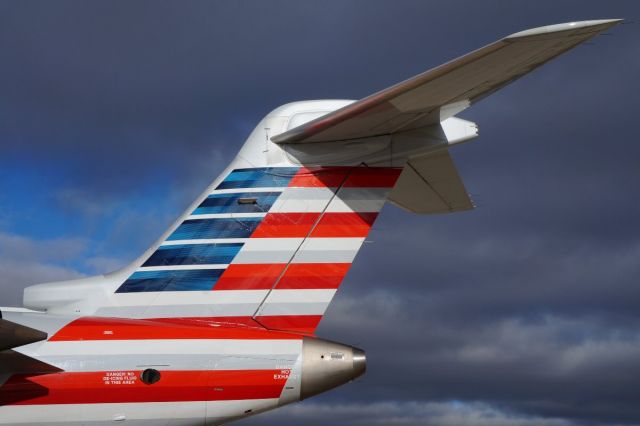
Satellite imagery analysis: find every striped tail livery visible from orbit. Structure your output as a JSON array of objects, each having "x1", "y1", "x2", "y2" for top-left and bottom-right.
[{"x1": 0, "y1": 19, "x2": 620, "y2": 426}]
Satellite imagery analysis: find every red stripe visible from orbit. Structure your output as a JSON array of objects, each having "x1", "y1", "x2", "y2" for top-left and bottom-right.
[
  {"x1": 310, "y1": 212, "x2": 378, "y2": 237},
  {"x1": 156, "y1": 315, "x2": 322, "y2": 335},
  {"x1": 343, "y1": 167, "x2": 402, "y2": 187},
  {"x1": 148, "y1": 316, "x2": 264, "y2": 328},
  {"x1": 277, "y1": 263, "x2": 351, "y2": 289},
  {"x1": 214, "y1": 264, "x2": 286, "y2": 290},
  {"x1": 213, "y1": 263, "x2": 350, "y2": 291},
  {"x1": 0, "y1": 369, "x2": 290, "y2": 405},
  {"x1": 255, "y1": 315, "x2": 322, "y2": 334},
  {"x1": 252, "y1": 212, "x2": 378, "y2": 238},
  {"x1": 288, "y1": 167, "x2": 402, "y2": 188},
  {"x1": 251, "y1": 212, "x2": 320, "y2": 238},
  {"x1": 289, "y1": 167, "x2": 348, "y2": 188},
  {"x1": 49, "y1": 317, "x2": 304, "y2": 342}
]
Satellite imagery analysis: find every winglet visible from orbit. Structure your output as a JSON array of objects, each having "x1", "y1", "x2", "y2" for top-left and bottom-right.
[{"x1": 506, "y1": 19, "x2": 623, "y2": 40}]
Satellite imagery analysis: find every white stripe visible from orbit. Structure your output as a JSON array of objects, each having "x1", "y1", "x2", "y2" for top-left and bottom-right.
[
  {"x1": 212, "y1": 187, "x2": 285, "y2": 194},
  {"x1": 293, "y1": 237, "x2": 365, "y2": 264},
  {"x1": 0, "y1": 404, "x2": 83, "y2": 424},
  {"x1": 112, "y1": 290, "x2": 268, "y2": 306},
  {"x1": 298, "y1": 237, "x2": 365, "y2": 251},
  {"x1": 97, "y1": 303, "x2": 329, "y2": 318},
  {"x1": 241, "y1": 238, "x2": 305, "y2": 251},
  {"x1": 328, "y1": 187, "x2": 391, "y2": 212},
  {"x1": 259, "y1": 302, "x2": 329, "y2": 316},
  {"x1": 34, "y1": 339, "x2": 302, "y2": 356},
  {"x1": 325, "y1": 198, "x2": 386, "y2": 213},
  {"x1": 187, "y1": 212, "x2": 267, "y2": 220},
  {"x1": 161, "y1": 237, "x2": 363, "y2": 263},
  {"x1": 270, "y1": 187, "x2": 390, "y2": 213},
  {"x1": 110, "y1": 289, "x2": 335, "y2": 306},
  {"x1": 271, "y1": 187, "x2": 334, "y2": 212},
  {"x1": 163, "y1": 237, "x2": 309, "y2": 248},
  {"x1": 266, "y1": 289, "x2": 336, "y2": 304},
  {"x1": 37, "y1": 354, "x2": 299, "y2": 372},
  {"x1": 0, "y1": 399, "x2": 281, "y2": 423},
  {"x1": 162, "y1": 238, "x2": 248, "y2": 246},
  {"x1": 241, "y1": 237, "x2": 363, "y2": 252},
  {"x1": 232, "y1": 237, "x2": 363, "y2": 264},
  {"x1": 138, "y1": 265, "x2": 229, "y2": 271}
]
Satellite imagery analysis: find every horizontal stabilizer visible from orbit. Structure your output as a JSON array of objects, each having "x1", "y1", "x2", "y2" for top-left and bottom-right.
[
  {"x1": 0, "y1": 350, "x2": 61, "y2": 375},
  {"x1": 0, "y1": 317, "x2": 48, "y2": 351},
  {"x1": 272, "y1": 19, "x2": 621, "y2": 145},
  {"x1": 389, "y1": 150, "x2": 473, "y2": 214},
  {"x1": 20, "y1": 20, "x2": 619, "y2": 334}
]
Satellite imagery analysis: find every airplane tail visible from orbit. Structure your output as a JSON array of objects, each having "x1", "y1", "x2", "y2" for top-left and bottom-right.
[
  {"x1": 21, "y1": 20, "x2": 621, "y2": 334},
  {"x1": 115, "y1": 165, "x2": 404, "y2": 334},
  {"x1": 24, "y1": 111, "x2": 469, "y2": 334}
]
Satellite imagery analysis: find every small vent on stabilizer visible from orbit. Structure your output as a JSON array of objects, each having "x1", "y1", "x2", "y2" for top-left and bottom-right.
[{"x1": 237, "y1": 197, "x2": 258, "y2": 205}]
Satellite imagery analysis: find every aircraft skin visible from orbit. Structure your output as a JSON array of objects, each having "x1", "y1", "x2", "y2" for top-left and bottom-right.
[{"x1": 0, "y1": 20, "x2": 621, "y2": 425}]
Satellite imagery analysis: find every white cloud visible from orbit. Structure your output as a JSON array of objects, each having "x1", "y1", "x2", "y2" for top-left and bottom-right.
[
  {"x1": 240, "y1": 400, "x2": 575, "y2": 426},
  {"x1": 0, "y1": 232, "x2": 85, "y2": 307}
]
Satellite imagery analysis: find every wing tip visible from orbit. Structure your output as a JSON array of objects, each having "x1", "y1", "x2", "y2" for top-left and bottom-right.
[{"x1": 506, "y1": 19, "x2": 623, "y2": 40}]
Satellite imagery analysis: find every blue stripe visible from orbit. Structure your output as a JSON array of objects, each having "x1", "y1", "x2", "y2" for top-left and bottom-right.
[
  {"x1": 167, "y1": 218, "x2": 262, "y2": 240},
  {"x1": 216, "y1": 167, "x2": 299, "y2": 189},
  {"x1": 193, "y1": 192, "x2": 281, "y2": 215},
  {"x1": 142, "y1": 243, "x2": 243, "y2": 267},
  {"x1": 116, "y1": 270, "x2": 224, "y2": 293}
]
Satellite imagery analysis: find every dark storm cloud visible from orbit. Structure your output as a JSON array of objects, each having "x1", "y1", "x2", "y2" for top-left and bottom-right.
[
  {"x1": 1, "y1": 0, "x2": 628, "y2": 197},
  {"x1": 1, "y1": 1, "x2": 639, "y2": 425},
  {"x1": 241, "y1": 400, "x2": 578, "y2": 426},
  {"x1": 316, "y1": 231, "x2": 640, "y2": 424}
]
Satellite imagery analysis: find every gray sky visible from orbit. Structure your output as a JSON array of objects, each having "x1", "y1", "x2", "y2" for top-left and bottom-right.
[{"x1": 1, "y1": 1, "x2": 639, "y2": 425}]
